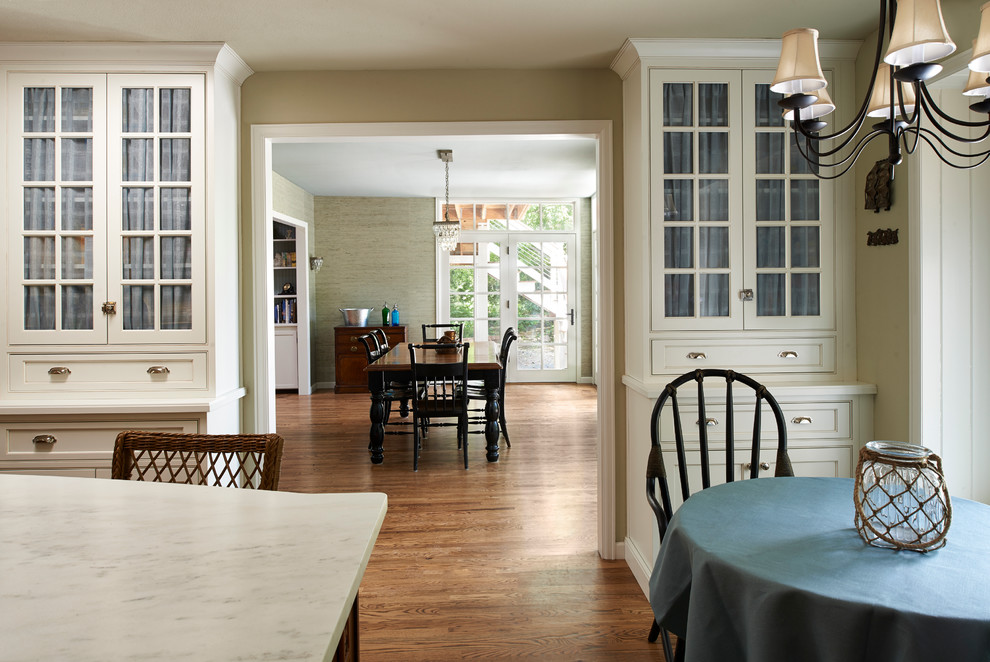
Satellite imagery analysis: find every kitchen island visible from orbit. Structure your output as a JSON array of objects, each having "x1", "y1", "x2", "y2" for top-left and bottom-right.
[{"x1": 0, "y1": 474, "x2": 386, "y2": 661}]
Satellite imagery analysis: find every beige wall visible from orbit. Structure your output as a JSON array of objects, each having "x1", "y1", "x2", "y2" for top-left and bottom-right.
[
  {"x1": 313, "y1": 196, "x2": 436, "y2": 385},
  {"x1": 239, "y1": 69, "x2": 627, "y2": 538},
  {"x1": 852, "y1": 0, "x2": 984, "y2": 442}
]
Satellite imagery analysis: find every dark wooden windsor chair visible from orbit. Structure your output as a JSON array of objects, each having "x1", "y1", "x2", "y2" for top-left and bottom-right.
[
  {"x1": 422, "y1": 322, "x2": 464, "y2": 342},
  {"x1": 466, "y1": 327, "x2": 516, "y2": 447},
  {"x1": 646, "y1": 369, "x2": 793, "y2": 661},
  {"x1": 408, "y1": 342, "x2": 470, "y2": 471}
]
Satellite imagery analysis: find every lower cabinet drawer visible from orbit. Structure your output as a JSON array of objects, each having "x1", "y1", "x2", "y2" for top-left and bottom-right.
[
  {"x1": 655, "y1": 401, "x2": 852, "y2": 443},
  {"x1": 9, "y1": 354, "x2": 208, "y2": 393},
  {"x1": 652, "y1": 337, "x2": 836, "y2": 375},
  {"x1": 0, "y1": 419, "x2": 199, "y2": 462}
]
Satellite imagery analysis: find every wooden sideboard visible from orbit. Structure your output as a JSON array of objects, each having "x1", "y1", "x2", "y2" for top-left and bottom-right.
[{"x1": 334, "y1": 325, "x2": 407, "y2": 393}]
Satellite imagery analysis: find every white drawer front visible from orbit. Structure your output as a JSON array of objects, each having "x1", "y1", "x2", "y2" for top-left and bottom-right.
[
  {"x1": 0, "y1": 419, "x2": 198, "y2": 461},
  {"x1": 0, "y1": 467, "x2": 98, "y2": 477},
  {"x1": 652, "y1": 338, "x2": 836, "y2": 375},
  {"x1": 9, "y1": 354, "x2": 207, "y2": 393},
  {"x1": 655, "y1": 401, "x2": 851, "y2": 443}
]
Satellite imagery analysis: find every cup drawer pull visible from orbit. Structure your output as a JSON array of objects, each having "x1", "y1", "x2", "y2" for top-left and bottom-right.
[
  {"x1": 147, "y1": 366, "x2": 170, "y2": 375},
  {"x1": 746, "y1": 461, "x2": 771, "y2": 471},
  {"x1": 32, "y1": 434, "x2": 57, "y2": 445},
  {"x1": 696, "y1": 418, "x2": 718, "y2": 427},
  {"x1": 48, "y1": 367, "x2": 71, "y2": 375},
  {"x1": 791, "y1": 416, "x2": 813, "y2": 425},
  {"x1": 778, "y1": 350, "x2": 799, "y2": 359},
  {"x1": 687, "y1": 352, "x2": 707, "y2": 360}
]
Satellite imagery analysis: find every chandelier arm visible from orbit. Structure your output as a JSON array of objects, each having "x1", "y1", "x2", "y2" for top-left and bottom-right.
[
  {"x1": 791, "y1": 0, "x2": 890, "y2": 145},
  {"x1": 907, "y1": 126, "x2": 990, "y2": 160},
  {"x1": 909, "y1": 130, "x2": 990, "y2": 169},
  {"x1": 916, "y1": 83, "x2": 990, "y2": 131},
  {"x1": 799, "y1": 125, "x2": 889, "y2": 160},
  {"x1": 792, "y1": 128, "x2": 889, "y2": 180}
]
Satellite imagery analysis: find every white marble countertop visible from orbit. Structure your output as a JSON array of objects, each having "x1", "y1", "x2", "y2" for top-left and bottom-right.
[{"x1": 0, "y1": 474, "x2": 387, "y2": 661}]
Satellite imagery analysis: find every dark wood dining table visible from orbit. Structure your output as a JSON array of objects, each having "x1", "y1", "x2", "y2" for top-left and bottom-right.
[{"x1": 364, "y1": 341, "x2": 502, "y2": 464}]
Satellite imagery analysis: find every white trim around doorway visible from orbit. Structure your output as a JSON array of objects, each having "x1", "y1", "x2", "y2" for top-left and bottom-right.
[{"x1": 249, "y1": 120, "x2": 618, "y2": 560}]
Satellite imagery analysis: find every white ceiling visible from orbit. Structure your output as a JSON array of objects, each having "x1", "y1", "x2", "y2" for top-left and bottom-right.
[{"x1": 0, "y1": 0, "x2": 896, "y2": 199}]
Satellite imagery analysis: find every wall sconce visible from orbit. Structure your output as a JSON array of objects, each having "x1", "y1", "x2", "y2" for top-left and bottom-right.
[{"x1": 309, "y1": 256, "x2": 324, "y2": 273}]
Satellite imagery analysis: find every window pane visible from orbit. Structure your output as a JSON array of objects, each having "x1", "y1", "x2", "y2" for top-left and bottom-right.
[
  {"x1": 24, "y1": 88, "x2": 55, "y2": 132},
  {"x1": 698, "y1": 132, "x2": 728, "y2": 174},
  {"x1": 698, "y1": 180, "x2": 728, "y2": 221},
  {"x1": 756, "y1": 133, "x2": 784, "y2": 174},
  {"x1": 61, "y1": 237, "x2": 93, "y2": 279},
  {"x1": 24, "y1": 138, "x2": 55, "y2": 181},
  {"x1": 542, "y1": 204, "x2": 574, "y2": 230},
  {"x1": 756, "y1": 180, "x2": 785, "y2": 221},
  {"x1": 160, "y1": 188, "x2": 191, "y2": 231},
  {"x1": 161, "y1": 285, "x2": 193, "y2": 329},
  {"x1": 160, "y1": 138, "x2": 191, "y2": 182},
  {"x1": 450, "y1": 268, "x2": 473, "y2": 293},
  {"x1": 664, "y1": 227, "x2": 693, "y2": 269},
  {"x1": 160, "y1": 237, "x2": 192, "y2": 279},
  {"x1": 122, "y1": 237, "x2": 155, "y2": 280},
  {"x1": 61, "y1": 285, "x2": 93, "y2": 330},
  {"x1": 664, "y1": 133, "x2": 693, "y2": 174},
  {"x1": 791, "y1": 274, "x2": 821, "y2": 316},
  {"x1": 61, "y1": 88, "x2": 93, "y2": 132},
  {"x1": 24, "y1": 237, "x2": 56, "y2": 279},
  {"x1": 122, "y1": 89, "x2": 154, "y2": 132},
  {"x1": 61, "y1": 188, "x2": 93, "y2": 231},
  {"x1": 665, "y1": 274, "x2": 694, "y2": 317},
  {"x1": 699, "y1": 274, "x2": 729, "y2": 316},
  {"x1": 791, "y1": 226, "x2": 820, "y2": 268},
  {"x1": 790, "y1": 135, "x2": 819, "y2": 175},
  {"x1": 663, "y1": 83, "x2": 693, "y2": 126},
  {"x1": 24, "y1": 188, "x2": 55, "y2": 231},
  {"x1": 123, "y1": 188, "x2": 154, "y2": 231},
  {"x1": 122, "y1": 285, "x2": 154, "y2": 330},
  {"x1": 160, "y1": 89, "x2": 191, "y2": 133},
  {"x1": 757, "y1": 227, "x2": 786, "y2": 268},
  {"x1": 25, "y1": 286, "x2": 56, "y2": 330},
  {"x1": 754, "y1": 84, "x2": 785, "y2": 127},
  {"x1": 698, "y1": 83, "x2": 728, "y2": 127},
  {"x1": 122, "y1": 139, "x2": 153, "y2": 181},
  {"x1": 664, "y1": 180, "x2": 693, "y2": 221},
  {"x1": 757, "y1": 273, "x2": 786, "y2": 316},
  {"x1": 791, "y1": 180, "x2": 820, "y2": 221},
  {"x1": 61, "y1": 139, "x2": 92, "y2": 181},
  {"x1": 698, "y1": 227, "x2": 728, "y2": 268},
  {"x1": 450, "y1": 294, "x2": 474, "y2": 318}
]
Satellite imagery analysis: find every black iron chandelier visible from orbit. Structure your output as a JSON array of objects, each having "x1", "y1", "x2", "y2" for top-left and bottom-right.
[{"x1": 772, "y1": 0, "x2": 990, "y2": 179}]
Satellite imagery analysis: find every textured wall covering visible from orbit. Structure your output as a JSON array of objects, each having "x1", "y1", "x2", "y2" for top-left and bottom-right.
[
  {"x1": 579, "y1": 197, "x2": 592, "y2": 380},
  {"x1": 272, "y1": 172, "x2": 314, "y2": 224},
  {"x1": 313, "y1": 196, "x2": 436, "y2": 385}
]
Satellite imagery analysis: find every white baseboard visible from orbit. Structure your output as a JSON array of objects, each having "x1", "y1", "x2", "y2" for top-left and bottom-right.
[
  {"x1": 578, "y1": 376, "x2": 594, "y2": 384},
  {"x1": 314, "y1": 381, "x2": 334, "y2": 391},
  {"x1": 624, "y1": 536, "x2": 653, "y2": 599}
]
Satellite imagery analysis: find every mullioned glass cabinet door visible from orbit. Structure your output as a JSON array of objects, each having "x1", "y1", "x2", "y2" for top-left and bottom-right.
[
  {"x1": 107, "y1": 74, "x2": 205, "y2": 344},
  {"x1": 8, "y1": 73, "x2": 109, "y2": 344},
  {"x1": 650, "y1": 69, "x2": 744, "y2": 331}
]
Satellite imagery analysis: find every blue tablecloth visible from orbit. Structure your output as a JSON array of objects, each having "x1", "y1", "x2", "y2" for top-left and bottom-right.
[{"x1": 650, "y1": 477, "x2": 990, "y2": 662}]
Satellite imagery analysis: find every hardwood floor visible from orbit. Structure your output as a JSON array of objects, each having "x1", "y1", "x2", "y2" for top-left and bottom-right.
[{"x1": 275, "y1": 383, "x2": 664, "y2": 661}]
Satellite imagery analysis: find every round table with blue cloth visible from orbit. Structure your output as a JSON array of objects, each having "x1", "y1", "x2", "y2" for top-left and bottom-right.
[{"x1": 649, "y1": 476, "x2": 990, "y2": 662}]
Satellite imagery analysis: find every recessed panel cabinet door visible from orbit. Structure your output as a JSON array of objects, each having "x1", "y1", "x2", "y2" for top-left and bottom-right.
[{"x1": 7, "y1": 74, "x2": 108, "y2": 344}]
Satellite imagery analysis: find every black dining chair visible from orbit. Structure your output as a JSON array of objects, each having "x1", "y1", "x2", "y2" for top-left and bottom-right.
[
  {"x1": 408, "y1": 342, "x2": 470, "y2": 471},
  {"x1": 646, "y1": 368, "x2": 793, "y2": 661},
  {"x1": 466, "y1": 327, "x2": 516, "y2": 447},
  {"x1": 422, "y1": 322, "x2": 464, "y2": 343},
  {"x1": 359, "y1": 334, "x2": 416, "y2": 439},
  {"x1": 371, "y1": 328, "x2": 389, "y2": 352}
]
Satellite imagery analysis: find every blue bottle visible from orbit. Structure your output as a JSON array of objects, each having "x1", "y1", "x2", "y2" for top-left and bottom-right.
[{"x1": 391, "y1": 304, "x2": 399, "y2": 326}]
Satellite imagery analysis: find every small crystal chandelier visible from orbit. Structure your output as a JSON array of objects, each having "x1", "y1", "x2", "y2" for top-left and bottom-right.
[{"x1": 433, "y1": 149, "x2": 459, "y2": 252}]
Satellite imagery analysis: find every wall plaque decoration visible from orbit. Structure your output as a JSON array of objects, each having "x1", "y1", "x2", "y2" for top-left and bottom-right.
[
  {"x1": 865, "y1": 159, "x2": 893, "y2": 213},
  {"x1": 867, "y1": 228, "x2": 899, "y2": 246}
]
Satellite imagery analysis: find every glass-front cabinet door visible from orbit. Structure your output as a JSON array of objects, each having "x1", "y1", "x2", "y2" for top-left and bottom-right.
[
  {"x1": 650, "y1": 70, "x2": 743, "y2": 331},
  {"x1": 6, "y1": 73, "x2": 204, "y2": 345},
  {"x1": 8, "y1": 74, "x2": 108, "y2": 344},
  {"x1": 742, "y1": 70, "x2": 833, "y2": 331},
  {"x1": 107, "y1": 74, "x2": 204, "y2": 343}
]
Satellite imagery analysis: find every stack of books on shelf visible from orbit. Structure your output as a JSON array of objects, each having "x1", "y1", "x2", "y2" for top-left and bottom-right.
[{"x1": 274, "y1": 298, "x2": 296, "y2": 324}]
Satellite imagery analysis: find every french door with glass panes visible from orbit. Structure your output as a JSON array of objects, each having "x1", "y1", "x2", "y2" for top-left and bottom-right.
[
  {"x1": 8, "y1": 72, "x2": 204, "y2": 345},
  {"x1": 441, "y1": 233, "x2": 577, "y2": 383},
  {"x1": 650, "y1": 69, "x2": 833, "y2": 332}
]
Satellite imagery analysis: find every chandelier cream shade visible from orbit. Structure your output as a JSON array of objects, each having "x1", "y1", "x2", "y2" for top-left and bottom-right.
[
  {"x1": 866, "y1": 64, "x2": 917, "y2": 118},
  {"x1": 771, "y1": 29, "x2": 827, "y2": 95},
  {"x1": 884, "y1": 0, "x2": 956, "y2": 67},
  {"x1": 971, "y1": 2, "x2": 990, "y2": 73}
]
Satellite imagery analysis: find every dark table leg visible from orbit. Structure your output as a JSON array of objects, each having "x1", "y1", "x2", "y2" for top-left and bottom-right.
[
  {"x1": 368, "y1": 372, "x2": 385, "y2": 464},
  {"x1": 483, "y1": 368, "x2": 500, "y2": 462}
]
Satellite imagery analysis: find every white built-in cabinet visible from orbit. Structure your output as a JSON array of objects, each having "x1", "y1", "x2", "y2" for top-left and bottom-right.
[
  {"x1": 0, "y1": 43, "x2": 252, "y2": 476},
  {"x1": 612, "y1": 39, "x2": 876, "y2": 591}
]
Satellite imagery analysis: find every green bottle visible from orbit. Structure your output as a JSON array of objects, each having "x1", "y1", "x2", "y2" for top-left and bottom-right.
[{"x1": 381, "y1": 302, "x2": 389, "y2": 326}]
